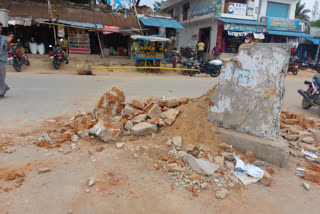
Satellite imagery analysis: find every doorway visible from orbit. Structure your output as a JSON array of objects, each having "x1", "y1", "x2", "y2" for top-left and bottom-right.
[{"x1": 198, "y1": 27, "x2": 211, "y2": 52}]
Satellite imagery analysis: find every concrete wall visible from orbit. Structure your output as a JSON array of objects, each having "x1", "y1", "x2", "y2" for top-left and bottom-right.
[
  {"x1": 208, "y1": 43, "x2": 291, "y2": 140},
  {"x1": 260, "y1": 0, "x2": 297, "y2": 19}
]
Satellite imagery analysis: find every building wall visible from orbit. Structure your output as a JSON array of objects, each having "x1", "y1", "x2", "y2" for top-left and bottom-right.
[{"x1": 177, "y1": 18, "x2": 218, "y2": 52}]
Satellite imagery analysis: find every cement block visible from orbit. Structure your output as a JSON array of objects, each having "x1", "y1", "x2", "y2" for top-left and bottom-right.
[
  {"x1": 208, "y1": 43, "x2": 291, "y2": 140},
  {"x1": 214, "y1": 127, "x2": 288, "y2": 167}
]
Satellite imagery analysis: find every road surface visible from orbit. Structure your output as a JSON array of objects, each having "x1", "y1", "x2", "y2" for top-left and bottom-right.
[{"x1": 0, "y1": 70, "x2": 316, "y2": 127}]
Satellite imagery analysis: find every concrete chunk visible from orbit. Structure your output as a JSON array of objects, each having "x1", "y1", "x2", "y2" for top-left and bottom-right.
[{"x1": 131, "y1": 122, "x2": 157, "y2": 136}]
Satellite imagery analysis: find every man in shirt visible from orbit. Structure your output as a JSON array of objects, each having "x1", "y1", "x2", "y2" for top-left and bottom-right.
[
  {"x1": 197, "y1": 41, "x2": 205, "y2": 61},
  {"x1": 0, "y1": 23, "x2": 13, "y2": 98},
  {"x1": 212, "y1": 43, "x2": 221, "y2": 59}
]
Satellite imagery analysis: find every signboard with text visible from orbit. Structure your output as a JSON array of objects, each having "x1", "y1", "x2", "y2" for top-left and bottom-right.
[
  {"x1": 224, "y1": 23, "x2": 266, "y2": 33},
  {"x1": 265, "y1": 17, "x2": 299, "y2": 31},
  {"x1": 228, "y1": 3, "x2": 247, "y2": 16},
  {"x1": 103, "y1": 25, "x2": 120, "y2": 34},
  {"x1": 190, "y1": 5, "x2": 215, "y2": 17}
]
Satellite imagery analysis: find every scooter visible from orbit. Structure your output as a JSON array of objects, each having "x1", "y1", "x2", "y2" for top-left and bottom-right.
[
  {"x1": 8, "y1": 42, "x2": 30, "y2": 72},
  {"x1": 298, "y1": 75, "x2": 320, "y2": 115},
  {"x1": 48, "y1": 43, "x2": 69, "y2": 70}
]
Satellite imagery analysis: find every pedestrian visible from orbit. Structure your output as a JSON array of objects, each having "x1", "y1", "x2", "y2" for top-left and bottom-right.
[
  {"x1": 172, "y1": 48, "x2": 179, "y2": 68},
  {"x1": 0, "y1": 23, "x2": 14, "y2": 99},
  {"x1": 212, "y1": 43, "x2": 221, "y2": 59},
  {"x1": 197, "y1": 41, "x2": 205, "y2": 61}
]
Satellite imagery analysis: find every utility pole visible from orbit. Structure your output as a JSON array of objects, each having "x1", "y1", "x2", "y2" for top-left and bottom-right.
[{"x1": 48, "y1": 0, "x2": 57, "y2": 45}]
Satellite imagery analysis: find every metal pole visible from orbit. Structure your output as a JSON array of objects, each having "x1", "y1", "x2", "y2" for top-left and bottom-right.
[
  {"x1": 96, "y1": 31, "x2": 104, "y2": 58},
  {"x1": 48, "y1": 0, "x2": 57, "y2": 45}
]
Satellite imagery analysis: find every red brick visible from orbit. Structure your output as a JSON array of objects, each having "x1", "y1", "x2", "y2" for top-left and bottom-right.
[
  {"x1": 168, "y1": 158, "x2": 177, "y2": 164},
  {"x1": 245, "y1": 151, "x2": 256, "y2": 163},
  {"x1": 147, "y1": 117, "x2": 160, "y2": 125},
  {"x1": 105, "y1": 92, "x2": 117, "y2": 102},
  {"x1": 190, "y1": 173, "x2": 201, "y2": 181},
  {"x1": 96, "y1": 146, "x2": 104, "y2": 152},
  {"x1": 131, "y1": 100, "x2": 145, "y2": 110},
  {"x1": 266, "y1": 166, "x2": 276, "y2": 175},
  {"x1": 6, "y1": 171, "x2": 16, "y2": 180},
  {"x1": 304, "y1": 169, "x2": 320, "y2": 183},
  {"x1": 130, "y1": 136, "x2": 138, "y2": 141},
  {"x1": 283, "y1": 119, "x2": 299, "y2": 125},
  {"x1": 162, "y1": 155, "x2": 170, "y2": 161}
]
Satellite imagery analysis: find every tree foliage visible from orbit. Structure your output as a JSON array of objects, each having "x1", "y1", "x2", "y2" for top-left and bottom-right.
[
  {"x1": 295, "y1": 0, "x2": 311, "y2": 23},
  {"x1": 311, "y1": 20, "x2": 320, "y2": 27},
  {"x1": 153, "y1": 1, "x2": 162, "y2": 12}
]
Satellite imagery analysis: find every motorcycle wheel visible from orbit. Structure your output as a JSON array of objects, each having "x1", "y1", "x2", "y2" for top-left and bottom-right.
[
  {"x1": 300, "y1": 65, "x2": 307, "y2": 70},
  {"x1": 181, "y1": 65, "x2": 189, "y2": 75},
  {"x1": 13, "y1": 61, "x2": 21, "y2": 72},
  {"x1": 293, "y1": 70, "x2": 298, "y2": 75},
  {"x1": 25, "y1": 60, "x2": 30, "y2": 66},
  {"x1": 189, "y1": 71, "x2": 196, "y2": 77},
  {"x1": 210, "y1": 68, "x2": 221, "y2": 78},
  {"x1": 301, "y1": 97, "x2": 312, "y2": 110},
  {"x1": 65, "y1": 58, "x2": 69, "y2": 64},
  {"x1": 53, "y1": 62, "x2": 60, "y2": 70}
]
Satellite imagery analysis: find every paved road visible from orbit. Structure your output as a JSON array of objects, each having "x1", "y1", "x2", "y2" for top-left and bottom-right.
[{"x1": 0, "y1": 71, "x2": 316, "y2": 127}]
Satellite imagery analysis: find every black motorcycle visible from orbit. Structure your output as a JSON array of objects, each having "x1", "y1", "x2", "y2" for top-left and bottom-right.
[
  {"x1": 298, "y1": 75, "x2": 320, "y2": 115},
  {"x1": 180, "y1": 46, "x2": 195, "y2": 59},
  {"x1": 305, "y1": 59, "x2": 320, "y2": 73},
  {"x1": 48, "y1": 44, "x2": 69, "y2": 70}
]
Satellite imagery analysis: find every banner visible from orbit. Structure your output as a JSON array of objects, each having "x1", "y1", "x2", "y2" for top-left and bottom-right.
[
  {"x1": 103, "y1": 25, "x2": 121, "y2": 35},
  {"x1": 107, "y1": 0, "x2": 123, "y2": 12}
]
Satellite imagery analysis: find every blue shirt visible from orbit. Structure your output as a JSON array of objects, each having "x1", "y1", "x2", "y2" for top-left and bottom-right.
[{"x1": 0, "y1": 35, "x2": 8, "y2": 63}]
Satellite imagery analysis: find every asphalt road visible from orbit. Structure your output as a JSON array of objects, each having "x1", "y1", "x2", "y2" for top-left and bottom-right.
[{"x1": 0, "y1": 71, "x2": 316, "y2": 127}]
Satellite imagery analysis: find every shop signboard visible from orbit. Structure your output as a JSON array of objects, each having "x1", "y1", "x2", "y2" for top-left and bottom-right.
[
  {"x1": 103, "y1": 25, "x2": 120, "y2": 34},
  {"x1": 224, "y1": 23, "x2": 266, "y2": 33},
  {"x1": 190, "y1": 4, "x2": 215, "y2": 17},
  {"x1": 228, "y1": 3, "x2": 247, "y2": 16},
  {"x1": 310, "y1": 27, "x2": 320, "y2": 37},
  {"x1": 265, "y1": 17, "x2": 299, "y2": 31}
]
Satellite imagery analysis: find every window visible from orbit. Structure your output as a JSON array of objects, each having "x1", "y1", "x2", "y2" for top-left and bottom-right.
[
  {"x1": 266, "y1": 2, "x2": 289, "y2": 18},
  {"x1": 183, "y1": 3, "x2": 190, "y2": 21}
]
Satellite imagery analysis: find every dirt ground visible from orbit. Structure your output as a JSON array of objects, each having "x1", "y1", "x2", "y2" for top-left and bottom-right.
[{"x1": 1, "y1": 55, "x2": 320, "y2": 214}]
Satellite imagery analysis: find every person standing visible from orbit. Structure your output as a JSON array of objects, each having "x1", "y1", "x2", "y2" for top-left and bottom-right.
[
  {"x1": 0, "y1": 23, "x2": 14, "y2": 99},
  {"x1": 212, "y1": 43, "x2": 221, "y2": 59},
  {"x1": 197, "y1": 41, "x2": 205, "y2": 61}
]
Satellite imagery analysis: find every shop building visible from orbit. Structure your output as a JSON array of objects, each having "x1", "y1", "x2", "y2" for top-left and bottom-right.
[
  {"x1": 162, "y1": 0, "x2": 311, "y2": 58},
  {"x1": 2, "y1": 0, "x2": 140, "y2": 57}
]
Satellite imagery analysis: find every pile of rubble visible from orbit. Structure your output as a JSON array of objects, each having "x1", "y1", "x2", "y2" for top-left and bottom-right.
[
  {"x1": 280, "y1": 111, "x2": 320, "y2": 184},
  {"x1": 10, "y1": 87, "x2": 278, "y2": 198}
]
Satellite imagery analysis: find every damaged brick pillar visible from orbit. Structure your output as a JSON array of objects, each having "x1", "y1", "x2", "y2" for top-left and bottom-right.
[{"x1": 208, "y1": 43, "x2": 291, "y2": 167}]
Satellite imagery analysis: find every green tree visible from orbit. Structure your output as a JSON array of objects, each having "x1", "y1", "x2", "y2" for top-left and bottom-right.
[
  {"x1": 311, "y1": 20, "x2": 320, "y2": 27},
  {"x1": 153, "y1": 1, "x2": 163, "y2": 12},
  {"x1": 295, "y1": 0, "x2": 311, "y2": 23}
]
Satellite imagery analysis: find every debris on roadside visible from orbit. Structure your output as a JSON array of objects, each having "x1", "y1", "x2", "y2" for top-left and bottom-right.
[{"x1": 280, "y1": 111, "x2": 320, "y2": 184}]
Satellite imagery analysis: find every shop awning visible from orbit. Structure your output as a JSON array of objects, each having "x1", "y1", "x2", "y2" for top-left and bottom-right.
[
  {"x1": 306, "y1": 38, "x2": 320, "y2": 44},
  {"x1": 139, "y1": 16, "x2": 184, "y2": 29},
  {"x1": 267, "y1": 30, "x2": 313, "y2": 38},
  {"x1": 58, "y1": 20, "x2": 103, "y2": 29},
  {"x1": 217, "y1": 17, "x2": 267, "y2": 26}
]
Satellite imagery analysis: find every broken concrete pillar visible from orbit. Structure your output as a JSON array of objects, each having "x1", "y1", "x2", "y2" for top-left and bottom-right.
[{"x1": 208, "y1": 44, "x2": 291, "y2": 167}]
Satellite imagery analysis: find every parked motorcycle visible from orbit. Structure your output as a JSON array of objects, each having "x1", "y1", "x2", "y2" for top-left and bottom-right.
[
  {"x1": 305, "y1": 58, "x2": 320, "y2": 73},
  {"x1": 180, "y1": 45, "x2": 195, "y2": 59},
  {"x1": 298, "y1": 75, "x2": 320, "y2": 114},
  {"x1": 8, "y1": 44, "x2": 30, "y2": 72},
  {"x1": 288, "y1": 61, "x2": 299, "y2": 75},
  {"x1": 48, "y1": 44, "x2": 69, "y2": 70},
  {"x1": 297, "y1": 59, "x2": 308, "y2": 70},
  {"x1": 181, "y1": 59, "x2": 223, "y2": 78}
]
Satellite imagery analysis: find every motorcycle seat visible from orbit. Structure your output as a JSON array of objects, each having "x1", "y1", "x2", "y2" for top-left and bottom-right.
[{"x1": 313, "y1": 75, "x2": 320, "y2": 87}]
